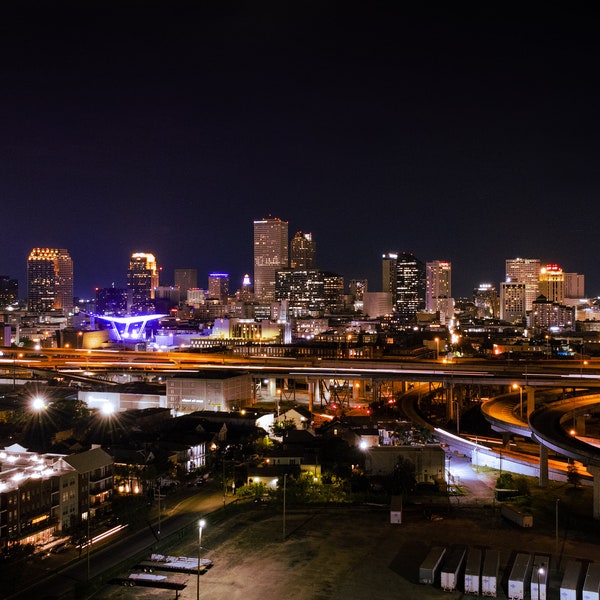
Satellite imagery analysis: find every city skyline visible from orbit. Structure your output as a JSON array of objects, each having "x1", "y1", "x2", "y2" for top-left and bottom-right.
[{"x1": 2, "y1": 5, "x2": 600, "y2": 298}]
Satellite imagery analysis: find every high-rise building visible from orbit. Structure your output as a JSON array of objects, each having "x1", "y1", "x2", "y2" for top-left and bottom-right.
[
  {"x1": 564, "y1": 272, "x2": 585, "y2": 299},
  {"x1": 208, "y1": 273, "x2": 230, "y2": 302},
  {"x1": 254, "y1": 217, "x2": 288, "y2": 303},
  {"x1": 290, "y1": 231, "x2": 316, "y2": 269},
  {"x1": 27, "y1": 248, "x2": 73, "y2": 314},
  {"x1": 382, "y1": 252, "x2": 398, "y2": 304},
  {"x1": 394, "y1": 252, "x2": 426, "y2": 324},
  {"x1": 174, "y1": 269, "x2": 198, "y2": 296},
  {"x1": 473, "y1": 283, "x2": 499, "y2": 319},
  {"x1": 0, "y1": 276, "x2": 18, "y2": 307},
  {"x1": 127, "y1": 252, "x2": 159, "y2": 315},
  {"x1": 500, "y1": 281, "x2": 526, "y2": 323},
  {"x1": 505, "y1": 258, "x2": 540, "y2": 312},
  {"x1": 426, "y1": 260, "x2": 452, "y2": 311},
  {"x1": 539, "y1": 264, "x2": 565, "y2": 304},
  {"x1": 275, "y1": 269, "x2": 344, "y2": 317}
]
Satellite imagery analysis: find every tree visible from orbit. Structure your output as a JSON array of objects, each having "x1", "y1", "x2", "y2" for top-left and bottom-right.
[
  {"x1": 390, "y1": 456, "x2": 417, "y2": 495},
  {"x1": 567, "y1": 463, "x2": 582, "y2": 489}
]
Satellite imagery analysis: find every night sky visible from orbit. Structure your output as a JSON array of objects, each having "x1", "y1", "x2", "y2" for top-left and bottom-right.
[{"x1": 2, "y1": 3, "x2": 600, "y2": 299}]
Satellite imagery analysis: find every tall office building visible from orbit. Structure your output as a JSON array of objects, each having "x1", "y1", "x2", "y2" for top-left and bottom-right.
[
  {"x1": 208, "y1": 273, "x2": 230, "y2": 302},
  {"x1": 394, "y1": 252, "x2": 426, "y2": 324},
  {"x1": 382, "y1": 252, "x2": 398, "y2": 304},
  {"x1": 500, "y1": 282, "x2": 526, "y2": 323},
  {"x1": 505, "y1": 258, "x2": 540, "y2": 312},
  {"x1": 564, "y1": 272, "x2": 585, "y2": 299},
  {"x1": 127, "y1": 252, "x2": 159, "y2": 315},
  {"x1": 290, "y1": 231, "x2": 316, "y2": 269},
  {"x1": 539, "y1": 264, "x2": 565, "y2": 304},
  {"x1": 426, "y1": 260, "x2": 452, "y2": 311},
  {"x1": 253, "y1": 217, "x2": 288, "y2": 303},
  {"x1": 27, "y1": 248, "x2": 73, "y2": 314},
  {"x1": 473, "y1": 283, "x2": 499, "y2": 319},
  {"x1": 0, "y1": 276, "x2": 18, "y2": 307},
  {"x1": 174, "y1": 269, "x2": 198, "y2": 296}
]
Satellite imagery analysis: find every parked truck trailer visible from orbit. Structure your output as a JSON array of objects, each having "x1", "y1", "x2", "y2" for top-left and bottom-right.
[
  {"x1": 419, "y1": 546, "x2": 446, "y2": 585},
  {"x1": 508, "y1": 553, "x2": 532, "y2": 600},
  {"x1": 501, "y1": 503, "x2": 533, "y2": 527},
  {"x1": 481, "y1": 549, "x2": 500, "y2": 597},
  {"x1": 583, "y1": 562, "x2": 600, "y2": 600},
  {"x1": 530, "y1": 554, "x2": 549, "y2": 600},
  {"x1": 561, "y1": 559, "x2": 584, "y2": 600},
  {"x1": 464, "y1": 547, "x2": 483, "y2": 595},
  {"x1": 440, "y1": 546, "x2": 467, "y2": 592}
]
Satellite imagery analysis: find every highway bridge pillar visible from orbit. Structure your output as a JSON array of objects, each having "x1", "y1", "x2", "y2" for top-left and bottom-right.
[
  {"x1": 267, "y1": 378, "x2": 277, "y2": 398},
  {"x1": 588, "y1": 466, "x2": 600, "y2": 520},
  {"x1": 538, "y1": 444, "x2": 548, "y2": 488},
  {"x1": 307, "y1": 380, "x2": 315, "y2": 413},
  {"x1": 526, "y1": 387, "x2": 536, "y2": 417},
  {"x1": 576, "y1": 415, "x2": 586, "y2": 435}
]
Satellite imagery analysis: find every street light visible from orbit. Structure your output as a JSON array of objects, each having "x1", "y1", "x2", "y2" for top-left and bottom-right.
[
  {"x1": 512, "y1": 383, "x2": 523, "y2": 419},
  {"x1": 197, "y1": 518, "x2": 206, "y2": 600}
]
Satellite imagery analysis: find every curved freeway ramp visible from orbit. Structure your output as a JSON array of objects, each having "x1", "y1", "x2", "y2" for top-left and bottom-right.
[{"x1": 529, "y1": 393, "x2": 600, "y2": 467}]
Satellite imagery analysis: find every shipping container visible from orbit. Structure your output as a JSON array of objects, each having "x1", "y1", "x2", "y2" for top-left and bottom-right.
[
  {"x1": 583, "y1": 563, "x2": 600, "y2": 600},
  {"x1": 440, "y1": 546, "x2": 467, "y2": 592},
  {"x1": 464, "y1": 547, "x2": 482, "y2": 595},
  {"x1": 508, "y1": 553, "x2": 532, "y2": 600},
  {"x1": 481, "y1": 549, "x2": 500, "y2": 597},
  {"x1": 560, "y1": 559, "x2": 584, "y2": 600},
  {"x1": 501, "y1": 503, "x2": 533, "y2": 527},
  {"x1": 419, "y1": 546, "x2": 446, "y2": 585},
  {"x1": 530, "y1": 554, "x2": 549, "y2": 600}
]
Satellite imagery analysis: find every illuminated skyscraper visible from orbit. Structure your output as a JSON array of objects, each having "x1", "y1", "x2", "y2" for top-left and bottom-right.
[
  {"x1": 394, "y1": 252, "x2": 426, "y2": 324},
  {"x1": 127, "y1": 252, "x2": 159, "y2": 315},
  {"x1": 539, "y1": 264, "x2": 565, "y2": 304},
  {"x1": 253, "y1": 217, "x2": 288, "y2": 302},
  {"x1": 290, "y1": 231, "x2": 316, "y2": 269},
  {"x1": 27, "y1": 248, "x2": 73, "y2": 314},
  {"x1": 505, "y1": 258, "x2": 540, "y2": 312},
  {"x1": 500, "y1": 281, "x2": 526, "y2": 323},
  {"x1": 426, "y1": 260, "x2": 452, "y2": 312},
  {"x1": 382, "y1": 252, "x2": 398, "y2": 304},
  {"x1": 208, "y1": 273, "x2": 230, "y2": 302}
]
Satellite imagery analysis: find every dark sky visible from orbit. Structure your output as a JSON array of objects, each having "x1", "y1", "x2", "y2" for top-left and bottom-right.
[{"x1": 1, "y1": 2, "x2": 600, "y2": 299}]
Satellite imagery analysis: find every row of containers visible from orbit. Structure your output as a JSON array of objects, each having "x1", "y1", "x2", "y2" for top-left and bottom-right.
[{"x1": 418, "y1": 545, "x2": 600, "y2": 599}]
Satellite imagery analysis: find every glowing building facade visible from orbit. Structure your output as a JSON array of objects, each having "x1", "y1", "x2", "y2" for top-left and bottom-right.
[
  {"x1": 127, "y1": 252, "x2": 159, "y2": 315},
  {"x1": 253, "y1": 217, "x2": 288, "y2": 303},
  {"x1": 505, "y1": 257, "x2": 540, "y2": 312},
  {"x1": 539, "y1": 263, "x2": 565, "y2": 304},
  {"x1": 290, "y1": 231, "x2": 316, "y2": 269},
  {"x1": 27, "y1": 248, "x2": 73, "y2": 314},
  {"x1": 394, "y1": 252, "x2": 426, "y2": 325},
  {"x1": 426, "y1": 260, "x2": 452, "y2": 320},
  {"x1": 208, "y1": 273, "x2": 230, "y2": 302}
]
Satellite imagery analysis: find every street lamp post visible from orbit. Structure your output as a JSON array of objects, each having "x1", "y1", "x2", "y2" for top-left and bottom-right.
[
  {"x1": 197, "y1": 518, "x2": 206, "y2": 600},
  {"x1": 512, "y1": 383, "x2": 523, "y2": 419},
  {"x1": 555, "y1": 498, "x2": 560, "y2": 561}
]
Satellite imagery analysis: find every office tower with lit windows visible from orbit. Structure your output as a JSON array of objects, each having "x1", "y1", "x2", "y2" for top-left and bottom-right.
[
  {"x1": 539, "y1": 264, "x2": 565, "y2": 304},
  {"x1": 127, "y1": 252, "x2": 159, "y2": 315},
  {"x1": 0, "y1": 276, "x2": 18, "y2": 307},
  {"x1": 290, "y1": 231, "x2": 316, "y2": 269},
  {"x1": 505, "y1": 258, "x2": 540, "y2": 312},
  {"x1": 174, "y1": 268, "x2": 198, "y2": 296},
  {"x1": 473, "y1": 283, "x2": 499, "y2": 319},
  {"x1": 275, "y1": 270, "x2": 344, "y2": 317},
  {"x1": 27, "y1": 248, "x2": 73, "y2": 314},
  {"x1": 500, "y1": 282, "x2": 526, "y2": 323},
  {"x1": 208, "y1": 273, "x2": 230, "y2": 302},
  {"x1": 394, "y1": 252, "x2": 426, "y2": 324},
  {"x1": 426, "y1": 260, "x2": 452, "y2": 311},
  {"x1": 253, "y1": 217, "x2": 288, "y2": 302},
  {"x1": 382, "y1": 252, "x2": 398, "y2": 304}
]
